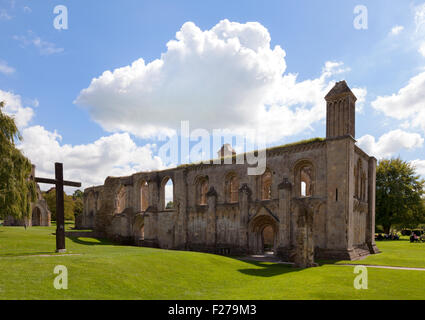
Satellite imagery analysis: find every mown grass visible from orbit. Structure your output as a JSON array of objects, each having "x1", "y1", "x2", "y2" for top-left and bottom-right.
[
  {"x1": 0, "y1": 225, "x2": 424, "y2": 300},
  {"x1": 333, "y1": 239, "x2": 425, "y2": 269}
]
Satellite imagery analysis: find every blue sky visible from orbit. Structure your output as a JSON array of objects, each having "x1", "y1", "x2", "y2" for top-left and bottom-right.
[{"x1": 1, "y1": 0, "x2": 425, "y2": 190}]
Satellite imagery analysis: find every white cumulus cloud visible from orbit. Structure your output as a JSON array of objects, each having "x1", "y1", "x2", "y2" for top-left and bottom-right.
[
  {"x1": 76, "y1": 19, "x2": 359, "y2": 143},
  {"x1": 390, "y1": 25, "x2": 404, "y2": 35},
  {"x1": 0, "y1": 89, "x2": 34, "y2": 127},
  {"x1": 357, "y1": 129, "x2": 424, "y2": 159},
  {"x1": 411, "y1": 159, "x2": 425, "y2": 176},
  {"x1": 371, "y1": 71, "x2": 425, "y2": 132},
  {"x1": 18, "y1": 126, "x2": 165, "y2": 190},
  {"x1": 0, "y1": 87, "x2": 165, "y2": 191}
]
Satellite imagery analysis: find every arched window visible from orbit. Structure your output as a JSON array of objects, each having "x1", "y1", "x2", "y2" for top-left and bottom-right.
[
  {"x1": 354, "y1": 159, "x2": 366, "y2": 201},
  {"x1": 225, "y1": 173, "x2": 239, "y2": 203},
  {"x1": 261, "y1": 170, "x2": 272, "y2": 200},
  {"x1": 354, "y1": 164, "x2": 359, "y2": 198},
  {"x1": 301, "y1": 181, "x2": 307, "y2": 197},
  {"x1": 357, "y1": 159, "x2": 362, "y2": 199},
  {"x1": 294, "y1": 160, "x2": 315, "y2": 198},
  {"x1": 115, "y1": 186, "x2": 126, "y2": 214},
  {"x1": 230, "y1": 175, "x2": 239, "y2": 203},
  {"x1": 140, "y1": 180, "x2": 149, "y2": 211},
  {"x1": 196, "y1": 177, "x2": 209, "y2": 205},
  {"x1": 161, "y1": 177, "x2": 174, "y2": 210},
  {"x1": 361, "y1": 172, "x2": 366, "y2": 201},
  {"x1": 300, "y1": 166, "x2": 313, "y2": 197}
]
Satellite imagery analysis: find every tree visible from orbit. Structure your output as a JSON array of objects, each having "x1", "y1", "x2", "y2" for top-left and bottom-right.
[
  {"x1": 43, "y1": 189, "x2": 76, "y2": 221},
  {"x1": 0, "y1": 101, "x2": 36, "y2": 221},
  {"x1": 376, "y1": 158, "x2": 425, "y2": 234},
  {"x1": 73, "y1": 197, "x2": 83, "y2": 217},
  {"x1": 72, "y1": 189, "x2": 83, "y2": 200},
  {"x1": 72, "y1": 189, "x2": 84, "y2": 218},
  {"x1": 166, "y1": 201, "x2": 174, "y2": 209}
]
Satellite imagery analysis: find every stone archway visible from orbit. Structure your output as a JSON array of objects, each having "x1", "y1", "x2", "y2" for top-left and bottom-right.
[
  {"x1": 262, "y1": 225, "x2": 274, "y2": 253},
  {"x1": 32, "y1": 207, "x2": 41, "y2": 226},
  {"x1": 133, "y1": 214, "x2": 145, "y2": 245},
  {"x1": 249, "y1": 213, "x2": 278, "y2": 255}
]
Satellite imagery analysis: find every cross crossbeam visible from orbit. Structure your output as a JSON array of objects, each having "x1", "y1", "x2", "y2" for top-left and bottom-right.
[{"x1": 35, "y1": 177, "x2": 82, "y2": 188}]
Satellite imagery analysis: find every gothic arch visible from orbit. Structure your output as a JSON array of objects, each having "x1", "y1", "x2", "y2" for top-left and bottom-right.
[
  {"x1": 115, "y1": 185, "x2": 126, "y2": 214},
  {"x1": 138, "y1": 179, "x2": 149, "y2": 212},
  {"x1": 258, "y1": 168, "x2": 272, "y2": 200},
  {"x1": 248, "y1": 207, "x2": 279, "y2": 254},
  {"x1": 160, "y1": 176, "x2": 175, "y2": 210},
  {"x1": 224, "y1": 171, "x2": 239, "y2": 203},
  {"x1": 293, "y1": 159, "x2": 316, "y2": 197},
  {"x1": 194, "y1": 175, "x2": 209, "y2": 205},
  {"x1": 32, "y1": 206, "x2": 42, "y2": 226},
  {"x1": 354, "y1": 158, "x2": 367, "y2": 201},
  {"x1": 133, "y1": 214, "x2": 145, "y2": 241}
]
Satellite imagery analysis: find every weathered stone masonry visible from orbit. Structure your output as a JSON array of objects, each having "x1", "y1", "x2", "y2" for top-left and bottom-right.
[{"x1": 78, "y1": 81, "x2": 379, "y2": 263}]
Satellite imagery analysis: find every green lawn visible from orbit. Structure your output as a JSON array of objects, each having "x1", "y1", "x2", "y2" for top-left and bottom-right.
[
  {"x1": 333, "y1": 239, "x2": 425, "y2": 269},
  {"x1": 0, "y1": 225, "x2": 424, "y2": 300}
]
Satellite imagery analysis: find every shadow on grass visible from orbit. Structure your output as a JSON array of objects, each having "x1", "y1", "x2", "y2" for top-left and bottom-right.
[
  {"x1": 316, "y1": 251, "x2": 385, "y2": 266},
  {"x1": 236, "y1": 260, "x2": 301, "y2": 277},
  {"x1": 66, "y1": 236, "x2": 114, "y2": 246}
]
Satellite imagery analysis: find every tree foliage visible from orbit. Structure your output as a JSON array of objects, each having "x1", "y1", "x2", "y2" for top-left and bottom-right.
[
  {"x1": 376, "y1": 158, "x2": 425, "y2": 233},
  {"x1": 73, "y1": 198, "x2": 83, "y2": 217},
  {"x1": 0, "y1": 101, "x2": 36, "y2": 220},
  {"x1": 72, "y1": 189, "x2": 84, "y2": 218},
  {"x1": 72, "y1": 189, "x2": 83, "y2": 200},
  {"x1": 166, "y1": 201, "x2": 174, "y2": 209},
  {"x1": 43, "y1": 189, "x2": 76, "y2": 221}
]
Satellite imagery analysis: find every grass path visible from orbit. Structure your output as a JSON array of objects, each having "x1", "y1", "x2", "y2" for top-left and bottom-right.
[{"x1": 0, "y1": 225, "x2": 424, "y2": 300}]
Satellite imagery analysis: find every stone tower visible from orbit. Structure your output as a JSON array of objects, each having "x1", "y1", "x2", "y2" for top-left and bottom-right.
[
  {"x1": 217, "y1": 143, "x2": 236, "y2": 158},
  {"x1": 325, "y1": 80, "x2": 357, "y2": 139}
]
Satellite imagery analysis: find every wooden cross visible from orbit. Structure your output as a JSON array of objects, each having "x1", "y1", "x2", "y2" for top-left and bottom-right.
[{"x1": 35, "y1": 163, "x2": 81, "y2": 253}]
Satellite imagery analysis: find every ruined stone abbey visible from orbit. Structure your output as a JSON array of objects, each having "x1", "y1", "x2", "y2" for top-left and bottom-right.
[{"x1": 77, "y1": 81, "x2": 379, "y2": 266}]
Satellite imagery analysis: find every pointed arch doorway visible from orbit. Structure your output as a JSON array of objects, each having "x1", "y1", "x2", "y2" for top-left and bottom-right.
[
  {"x1": 32, "y1": 207, "x2": 41, "y2": 226},
  {"x1": 249, "y1": 211, "x2": 279, "y2": 255}
]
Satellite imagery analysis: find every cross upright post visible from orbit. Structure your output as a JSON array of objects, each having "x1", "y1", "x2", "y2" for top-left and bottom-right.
[
  {"x1": 55, "y1": 163, "x2": 66, "y2": 253},
  {"x1": 35, "y1": 162, "x2": 81, "y2": 253}
]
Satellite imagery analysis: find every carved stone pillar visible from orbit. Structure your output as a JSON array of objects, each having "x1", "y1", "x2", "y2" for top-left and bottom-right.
[
  {"x1": 206, "y1": 186, "x2": 217, "y2": 248},
  {"x1": 238, "y1": 184, "x2": 251, "y2": 253},
  {"x1": 147, "y1": 175, "x2": 159, "y2": 212},
  {"x1": 292, "y1": 196, "x2": 325, "y2": 268},
  {"x1": 278, "y1": 178, "x2": 292, "y2": 249}
]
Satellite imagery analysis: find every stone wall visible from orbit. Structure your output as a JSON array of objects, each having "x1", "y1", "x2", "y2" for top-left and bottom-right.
[
  {"x1": 80, "y1": 136, "x2": 378, "y2": 261},
  {"x1": 79, "y1": 81, "x2": 379, "y2": 263}
]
